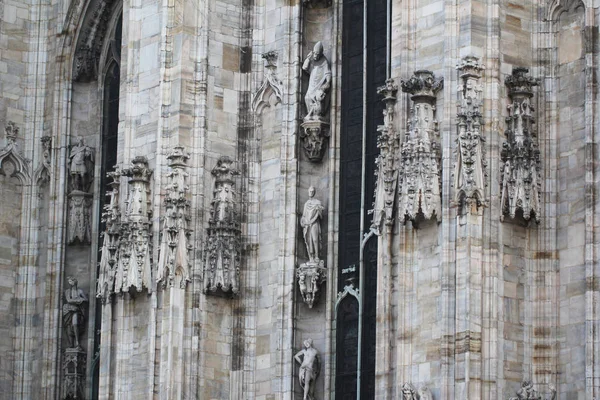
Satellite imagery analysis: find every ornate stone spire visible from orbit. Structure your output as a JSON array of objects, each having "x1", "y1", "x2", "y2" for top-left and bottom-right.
[
  {"x1": 157, "y1": 146, "x2": 192, "y2": 289},
  {"x1": 454, "y1": 56, "x2": 487, "y2": 212},
  {"x1": 398, "y1": 70, "x2": 443, "y2": 223},
  {"x1": 501, "y1": 67, "x2": 541, "y2": 223},
  {"x1": 204, "y1": 157, "x2": 242, "y2": 296}
]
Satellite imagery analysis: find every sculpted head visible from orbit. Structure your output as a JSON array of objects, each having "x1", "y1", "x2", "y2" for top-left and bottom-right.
[
  {"x1": 303, "y1": 338, "x2": 313, "y2": 349},
  {"x1": 67, "y1": 276, "x2": 78, "y2": 287},
  {"x1": 308, "y1": 186, "x2": 316, "y2": 198},
  {"x1": 312, "y1": 42, "x2": 323, "y2": 60}
]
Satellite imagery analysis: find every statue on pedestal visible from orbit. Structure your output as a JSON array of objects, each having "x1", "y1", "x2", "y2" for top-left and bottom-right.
[
  {"x1": 62, "y1": 276, "x2": 88, "y2": 349},
  {"x1": 69, "y1": 136, "x2": 94, "y2": 192},
  {"x1": 294, "y1": 338, "x2": 320, "y2": 400},
  {"x1": 301, "y1": 186, "x2": 324, "y2": 262}
]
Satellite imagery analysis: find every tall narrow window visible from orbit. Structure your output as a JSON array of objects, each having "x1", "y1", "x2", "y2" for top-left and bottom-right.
[
  {"x1": 91, "y1": 13, "x2": 122, "y2": 399},
  {"x1": 336, "y1": 0, "x2": 387, "y2": 397}
]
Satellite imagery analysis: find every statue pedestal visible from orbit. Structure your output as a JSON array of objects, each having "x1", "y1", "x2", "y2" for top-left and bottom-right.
[
  {"x1": 67, "y1": 190, "x2": 93, "y2": 245},
  {"x1": 296, "y1": 260, "x2": 326, "y2": 308},
  {"x1": 300, "y1": 118, "x2": 330, "y2": 162},
  {"x1": 62, "y1": 347, "x2": 86, "y2": 399}
]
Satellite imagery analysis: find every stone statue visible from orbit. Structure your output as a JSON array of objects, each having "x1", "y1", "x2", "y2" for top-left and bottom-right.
[
  {"x1": 62, "y1": 277, "x2": 88, "y2": 348},
  {"x1": 509, "y1": 381, "x2": 557, "y2": 400},
  {"x1": 300, "y1": 186, "x2": 324, "y2": 262},
  {"x1": 294, "y1": 338, "x2": 320, "y2": 400},
  {"x1": 302, "y1": 42, "x2": 331, "y2": 120},
  {"x1": 69, "y1": 136, "x2": 94, "y2": 192}
]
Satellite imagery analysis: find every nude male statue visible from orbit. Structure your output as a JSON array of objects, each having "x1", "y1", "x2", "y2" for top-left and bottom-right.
[{"x1": 294, "y1": 338, "x2": 320, "y2": 400}]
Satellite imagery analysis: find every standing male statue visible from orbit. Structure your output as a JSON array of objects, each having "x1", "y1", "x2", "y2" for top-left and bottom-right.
[
  {"x1": 302, "y1": 41, "x2": 331, "y2": 120},
  {"x1": 294, "y1": 338, "x2": 320, "y2": 400},
  {"x1": 69, "y1": 136, "x2": 94, "y2": 192},
  {"x1": 62, "y1": 276, "x2": 88, "y2": 348},
  {"x1": 301, "y1": 186, "x2": 324, "y2": 262}
]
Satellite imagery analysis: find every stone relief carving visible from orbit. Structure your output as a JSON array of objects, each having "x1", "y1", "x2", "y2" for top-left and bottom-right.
[
  {"x1": 0, "y1": 121, "x2": 30, "y2": 182},
  {"x1": 401, "y1": 383, "x2": 433, "y2": 400},
  {"x1": 501, "y1": 67, "x2": 541, "y2": 223},
  {"x1": 34, "y1": 135, "x2": 52, "y2": 186},
  {"x1": 68, "y1": 136, "x2": 95, "y2": 245},
  {"x1": 509, "y1": 381, "x2": 556, "y2": 400},
  {"x1": 297, "y1": 186, "x2": 326, "y2": 308},
  {"x1": 372, "y1": 79, "x2": 400, "y2": 233},
  {"x1": 62, "y1": 276, "x2": 88, "y2": 400},
  {"x1": 454, "y1": 56, "x2": 487, "y2": 212},
  {"x1": 96, "y1": 157, "x2": 154, "y2": 300},
  {"x1": 399, "y1": 70, "x2": 443, "y2": 223},
  {"x1": 252, "y1": 51, "x2": 283, "y2": 114},
  {"x1": 294, "y1": 338, "x2": 320, "y2": 400},
  {"x1": 204, "y1": 157, "x2": 242, "y2": 295},
  {"x1": 301, "y1": 42, "x2": 332, "y2": 162},
  {"x1": 157, "y1": 146, "x2": 192, "y2": 289}
]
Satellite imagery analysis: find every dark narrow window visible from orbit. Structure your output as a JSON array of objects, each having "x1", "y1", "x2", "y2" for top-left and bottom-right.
[
  {"x1": 91, "y1": 13, "x2": 122, "y2": 400},
  {"x1": 337, "y1": 0, "x2": 386, "y2": 396}
]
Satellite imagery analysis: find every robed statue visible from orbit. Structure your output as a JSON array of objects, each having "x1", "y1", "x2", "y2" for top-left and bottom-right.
[
  {"x1": 301, "y1": 186, "x2": 324, "y2": 262},
  {"x1": 302, "y1": 42, "x2": 331, "y2": 120},
  {"x1": 62, "y1": 277, "x2": 88, "y2": 348},
  {"x1": 294, "y1": 338, "x2": 320, "y2": 400}
]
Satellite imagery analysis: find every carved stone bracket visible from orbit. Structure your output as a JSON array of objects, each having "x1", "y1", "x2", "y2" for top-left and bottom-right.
[
  {"x1": 0, "y1": 121, "x2": 30, "y2": 183},
  {"x1": 252, "y1": 51, "x2": 283, "y2": 114},
  {"x1": 399, "y1": 70, "x2": 443, "y2": 223},
  {"x1": 204, "y1": 157, "x2": 241, "y2": 296},
  {"x1": 508, "y1": 381, "x2": 556, "y2": 400},
  {"x1": 62, "y1": 347, "x2": 86, "y2": 399},
  {"x1": 157, "y1": 146, "x2": 192, "y2": 289},
  {"x1": 401, "y1": 383, "x2": 433, "y2": 400},
  {"x1": 297, "y1": 261, "x2": 326, "y2": 308},
  {"x1": 501, "y1": 68, "x2": 541, "y2": 223},
  {"x1": 96, "y1": 157, "x2": 153, "y2": 301},
  {"x1": 300, "y1": 119, "x2": 330, "y2": 162},
  {"x1": 454, "y1": 56, "x2": 487, "y2": 213},
  {"x1": 372, "y1": 79, "x2": 400, "y2": 233}
]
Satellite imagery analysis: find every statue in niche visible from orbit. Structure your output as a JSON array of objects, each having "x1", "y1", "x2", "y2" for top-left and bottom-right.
[
  {"x1": 62, "y1": 277, "x2": 88, "y2": 349},
  {"x1": 69, "y1": 136, "x2": 94, "y2": 192},
  {"x1": 509, "y1": 380, "x2": 556, "y2": 400},
  {"x1": 302, "y1": 41, "x2": 331, "y2": 120},
  {"x1": 301, "y1": 186, "x2": 324, "y2": 262},
  {"x1": 294, "y1": 338, "x2": 320, "y2": 400}
]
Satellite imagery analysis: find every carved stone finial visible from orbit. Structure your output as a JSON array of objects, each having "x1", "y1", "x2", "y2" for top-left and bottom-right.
[
  {"x1": 398, "y1": 71, "x2": 443, "y2": 224},
  {"x1": 501, "y1": 67, "x2": 541, "y2": 223},
  {"x1": 204, "y1": 157, "x2": 242, "y2": 296},
  {"x1": 454, "y1": 56, "x2": 487, "y2": 213},
  {"x1": 4, "y1": 121, "x2": 19, "y2": 144},
  {"x1": 262, "y1": 51, "x2": 278, "y2": 68},
  {"x1": 157, "y1": 146, "x2": 192, "y2": 289},
  {"x1": 294, "y1": 338, "x2": 320, "y2": 400}
]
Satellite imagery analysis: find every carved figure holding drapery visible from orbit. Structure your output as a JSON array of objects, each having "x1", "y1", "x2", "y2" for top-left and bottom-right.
[
  {"x1": 301, "y1": 186, "x2": 324, "y2": 262},
  {"x1": 302, "y1": 42, "x2": 331, "y2": 120},
  {"x1": 69, "y1": 136, "x2": 94, "y2": 192}
]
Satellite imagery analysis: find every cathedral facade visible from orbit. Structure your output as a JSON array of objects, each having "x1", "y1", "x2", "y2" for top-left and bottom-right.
[{"x1": 0, "y1": 0, "x2": 599, "y2": 399}]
